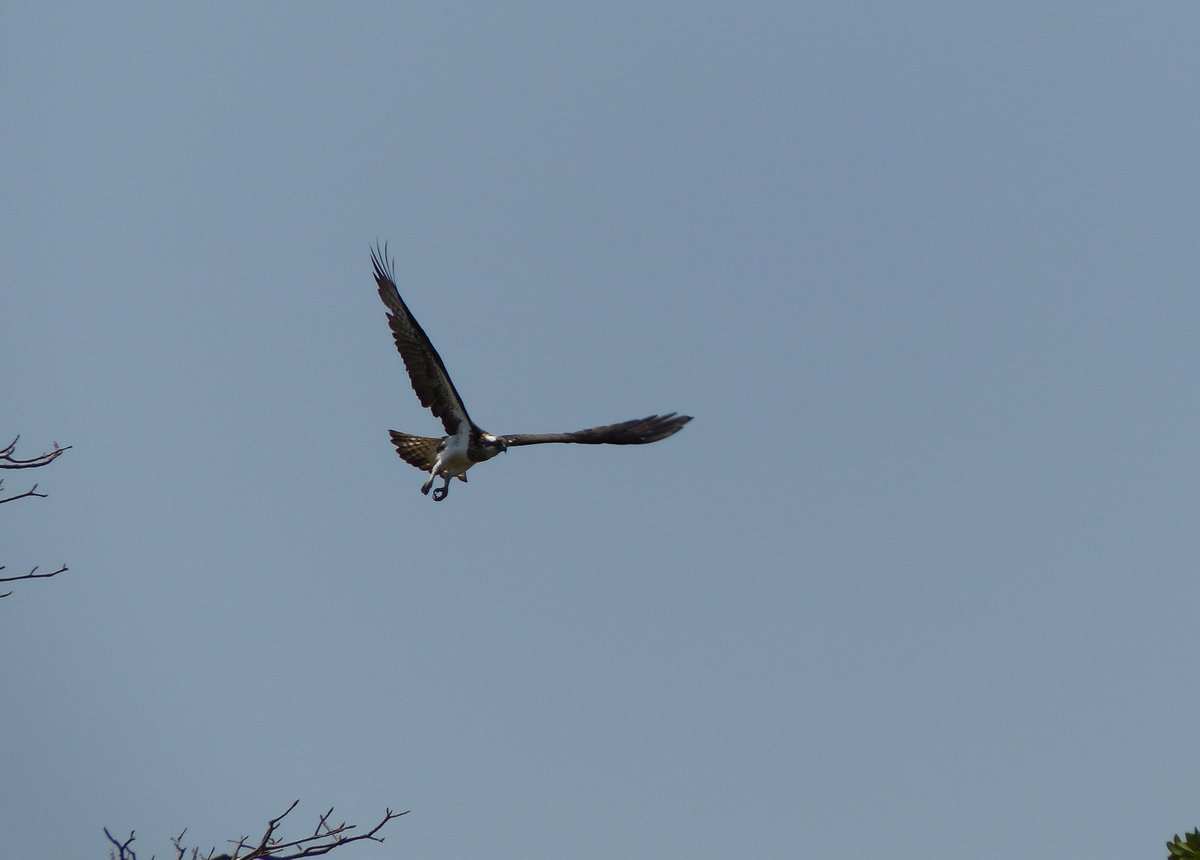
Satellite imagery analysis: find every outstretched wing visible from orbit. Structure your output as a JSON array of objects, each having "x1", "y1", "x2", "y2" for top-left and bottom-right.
[
  {"x1": 372, "y1": 244, "x2": 472, "y2": 436},
  {"x1": 502, "y1": 413, "x2": 692, "y2": 447}
]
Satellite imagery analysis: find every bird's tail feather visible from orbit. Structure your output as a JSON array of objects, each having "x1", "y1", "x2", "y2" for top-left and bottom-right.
[{"x1": 389, "y1": 431, "x2": 440, "y2": 473}]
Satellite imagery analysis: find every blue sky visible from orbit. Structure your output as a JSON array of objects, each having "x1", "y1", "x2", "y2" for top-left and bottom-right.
[{"x1": 4, "y1": 3, "x2": 1199, "y2": 858}]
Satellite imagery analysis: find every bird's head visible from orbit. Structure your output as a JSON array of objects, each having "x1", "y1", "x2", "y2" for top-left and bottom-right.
[{"x1": 481, "y1": 432, "x2": 508, "y2": 456}]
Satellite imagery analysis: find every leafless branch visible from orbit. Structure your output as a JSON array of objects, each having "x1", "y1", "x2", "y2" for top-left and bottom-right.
[
  {"x1": 2, "y1": 435, "x2": 71, "y2": 597},
  {"x1": 104, "y1": 827, "x2": 138, "y2": 860},
  {"x1": 0, "y1": 479, "x2": 49, "y2": 504},
  {"x1": 112, "y1": 802, "x2": 407, "y2": 860},
  {"x1": 0, "y1": 563, "x2": 69, "y2": 598},
  {"x1": 172, "y1": 827, "x2": 216, "y2": 860},
  {"x1": 231, "y1": 802, "x2": 407, "y2": 860},
  {"x1": 0, "y1": 436, "x2": 71, "y2": 469},
  {"x1": 0, "y1": 437, "x2": 70, "y2": 503}
]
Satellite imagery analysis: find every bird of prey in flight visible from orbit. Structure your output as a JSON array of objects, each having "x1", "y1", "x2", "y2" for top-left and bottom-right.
[{"x1": 371, "y1": 244, "x2": 691, "y2": 501}]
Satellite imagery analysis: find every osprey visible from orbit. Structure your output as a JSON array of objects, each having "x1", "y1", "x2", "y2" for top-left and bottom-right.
[{"x1": 371, "y1": 244, "x2": 691, "y2": 501}]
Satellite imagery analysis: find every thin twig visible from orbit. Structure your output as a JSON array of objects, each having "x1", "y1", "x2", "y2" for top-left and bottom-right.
[
  {"x1": 1, "y1": 437, "x2": 71, "y2": 597},
  {"x1": 0, "y1": 563, "x2": 69, "y2": 598},
  {"x1": 0, "y1": 481, "x2": 49, "y2": 504},
  {"x1": 0, "y1": 437, "x2": 71, "y2": 469}
]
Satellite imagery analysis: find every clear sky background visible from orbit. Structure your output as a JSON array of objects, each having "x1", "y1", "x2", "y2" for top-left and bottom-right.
[{"x1": 4, "y1": 3, "x2": 1199, "y2": 858}]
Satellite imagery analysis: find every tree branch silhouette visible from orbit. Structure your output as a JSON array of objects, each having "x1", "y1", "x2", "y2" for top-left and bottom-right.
[
  {"x1": 104, "y1": 802, "x2": 407, "y2": 860},
  {"x1": 1, "y1": 435, "x2": 71, "y2": 597}
]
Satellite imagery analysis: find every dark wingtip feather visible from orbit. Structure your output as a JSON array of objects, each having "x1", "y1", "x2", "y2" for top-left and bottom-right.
[
  {"x1": 371, "y1": 241, "x2": 396, "y2": 285},
  {"x1": 633, "y1": 412, "x2": 692, "y2": 443}
]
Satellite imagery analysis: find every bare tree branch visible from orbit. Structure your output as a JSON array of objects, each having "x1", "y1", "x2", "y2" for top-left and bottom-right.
[
  {"x1": 2, "y1": 435, "x2": 70, "y2": 597},
  {"x1": 109, "y1": 802, "x2": 407, "y2": 860},
  {"x1": 0, "y1": 436, "x2": 71, "y2": 469},
  {"x1": 171, "y1": 828, "x2": 216, "y2": 860},
  {"x1": 0, "y1": 563, "x2": 70, "y2": 598},
  {"x1": 104, "y1": 827, "x2": 138, "y2": 860},
  {"x1": 0, "y1": 479, "x2": 49, "y2": 504}
]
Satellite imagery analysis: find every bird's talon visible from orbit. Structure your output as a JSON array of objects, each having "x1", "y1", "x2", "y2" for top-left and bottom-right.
[{"x1": 433, "y1": 486, "x2": 448, "y2": 501}]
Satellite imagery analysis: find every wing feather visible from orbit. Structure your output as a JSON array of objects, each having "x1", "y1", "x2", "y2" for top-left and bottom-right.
[
  {"x1": 372, "y1": 244, "x2": 472, "y2": 436},
  {"x1": 502, "y1": 413, "x2": 692, "y2": 447},
  {"x1": 389, "y1": 431, "x2": 441, "y2": 473}
]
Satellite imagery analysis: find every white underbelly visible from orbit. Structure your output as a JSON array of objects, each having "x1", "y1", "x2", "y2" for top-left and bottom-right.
[{"x1": 438, "y1": 433, "x2": 474, "y2": 477}]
